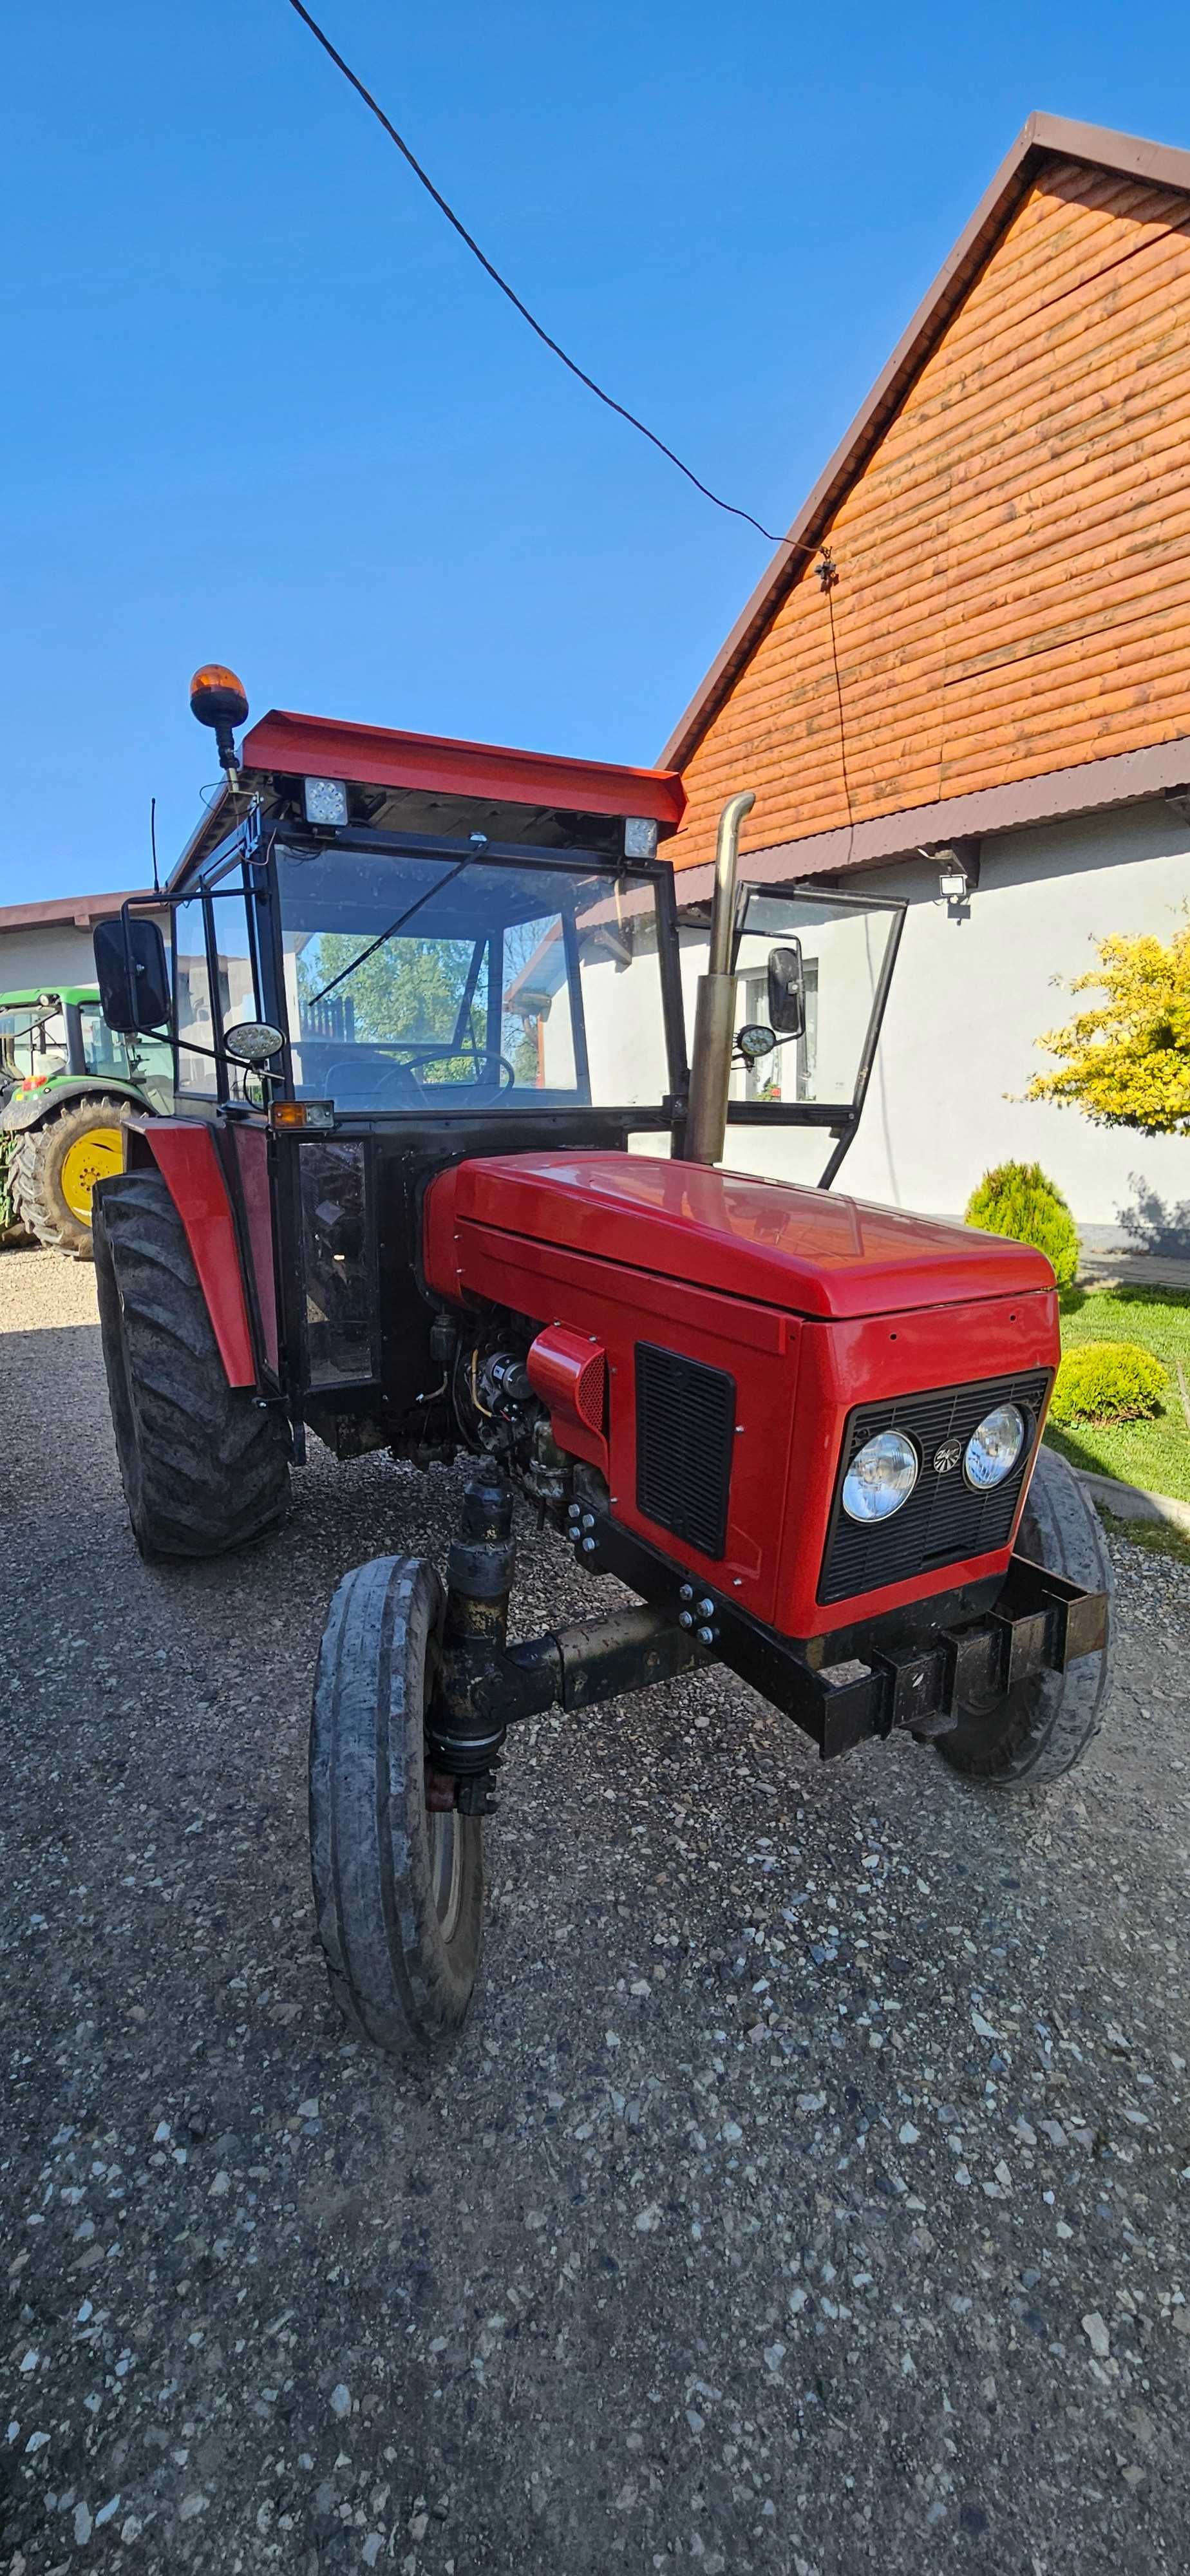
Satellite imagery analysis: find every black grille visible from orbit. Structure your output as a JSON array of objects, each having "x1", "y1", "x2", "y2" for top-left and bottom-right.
[
  {"x1": 818, "y1": 1370, "x2": 1051, "y2": 1606},
  {"x1": 635, "y1": 1343, "x2": 736, "y2": 1560}
]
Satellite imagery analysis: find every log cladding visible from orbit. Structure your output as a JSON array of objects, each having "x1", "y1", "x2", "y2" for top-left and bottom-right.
[{"x1": 670, "y1": 152, "x2": 1190, "y2": 873}]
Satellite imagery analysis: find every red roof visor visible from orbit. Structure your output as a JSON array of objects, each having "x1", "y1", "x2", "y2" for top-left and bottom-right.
[{"x1": 240, "y1": 710, "x2": 686, "y2": 833}]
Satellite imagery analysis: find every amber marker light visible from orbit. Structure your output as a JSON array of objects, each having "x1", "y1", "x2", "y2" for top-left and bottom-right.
[
  {"x1": 269, "y1": 1099, "x2": 335, "y2": 1132},
  {"x1": 189, "y1": 663, "x2": 249, "y2": 783}
]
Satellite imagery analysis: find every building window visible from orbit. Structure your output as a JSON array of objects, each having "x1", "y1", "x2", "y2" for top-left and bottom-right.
[{"x1": 742, "y1": 964, "x2": 818, "y2": 1101}]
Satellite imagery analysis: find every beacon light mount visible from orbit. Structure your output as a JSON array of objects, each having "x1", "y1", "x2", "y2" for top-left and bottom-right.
[{"x1": 189, "y1": 665, "x2": 250, "y2": 790}]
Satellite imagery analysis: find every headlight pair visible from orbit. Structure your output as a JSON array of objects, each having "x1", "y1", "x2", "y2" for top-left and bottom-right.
[{"x1": 841, "y1": 1402, "x2": 1027, "y2": 1526}]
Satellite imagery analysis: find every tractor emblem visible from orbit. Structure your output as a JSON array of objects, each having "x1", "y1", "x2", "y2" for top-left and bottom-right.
[{"x1": 932, "y1": 1438, "x2": 963, "y2": 1475}]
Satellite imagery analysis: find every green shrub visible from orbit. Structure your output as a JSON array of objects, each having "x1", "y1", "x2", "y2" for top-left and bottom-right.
[
  {"x1": 964, "y1": 1160, "x2": 1081, "y2": 1289},
  {"x1": 1050, "y1": 1340, "x2": 1167, "y2": 1425}
]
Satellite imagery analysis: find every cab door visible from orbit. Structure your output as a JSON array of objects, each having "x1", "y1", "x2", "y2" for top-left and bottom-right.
[{"x1": 677, "y1": 882, "x2": 905, "y2": 1188}]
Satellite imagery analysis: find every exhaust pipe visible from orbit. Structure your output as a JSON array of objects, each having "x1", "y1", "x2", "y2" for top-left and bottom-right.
[{"x1": 683, "y1": 789, "x2": 755, "y2": 1166}]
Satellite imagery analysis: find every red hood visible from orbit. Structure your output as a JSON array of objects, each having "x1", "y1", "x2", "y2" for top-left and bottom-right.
[{"x1": 439, "y1": 1153, "x2": 1054, "y2": 1321}]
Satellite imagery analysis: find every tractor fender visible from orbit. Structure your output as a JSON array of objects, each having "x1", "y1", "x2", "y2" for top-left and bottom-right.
[
  {"x1": 0, "y1": 1075, "x2": 155, "y2": 1137},
  {"x1": 123, "y1": 1121, "x2": 256, "y2": 1389}
]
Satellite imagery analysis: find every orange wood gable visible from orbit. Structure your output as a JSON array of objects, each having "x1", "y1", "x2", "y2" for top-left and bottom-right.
[{"x1": 666, "y1": 141, "x2": 1190, "y2": 873}]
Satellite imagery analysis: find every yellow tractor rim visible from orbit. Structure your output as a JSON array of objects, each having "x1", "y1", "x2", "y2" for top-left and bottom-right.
[{"x1": 59, "y1": 1126, "x2": 123, "y2": 1225}]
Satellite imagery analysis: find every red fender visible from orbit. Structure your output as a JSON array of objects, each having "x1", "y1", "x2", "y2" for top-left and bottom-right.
[{"x1": 129, "y1": 1122, "x2": 256, "y2": 1388}]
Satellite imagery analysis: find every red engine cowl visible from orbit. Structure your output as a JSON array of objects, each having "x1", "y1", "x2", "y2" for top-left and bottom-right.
[{"x1": 422, "y1": 1151, "x2": 1059, "y2": 1640}]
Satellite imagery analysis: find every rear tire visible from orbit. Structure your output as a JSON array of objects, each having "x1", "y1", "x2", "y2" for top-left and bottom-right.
[
  {"x1": 93, "y1": 1168, "x2": 289, "y2": 1558},
  {"x1": 10, "y1": 1096, "x2": 139, "y2": 1258},
  {"x1": 0, "y1": 1140, "x2": 34, "y2": 1248},
  {"x1": 938, "y1": 1444, "x2": 1114, "y2": 1786},
  {"x1": 310, "y1": 1555, "x2": 484, "y2": 2060}
]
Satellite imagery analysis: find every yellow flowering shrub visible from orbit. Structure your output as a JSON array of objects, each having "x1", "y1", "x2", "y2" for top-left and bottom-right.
[{"x1": 1025, "y1": 916, "x2": 1190, "y2": 1135}]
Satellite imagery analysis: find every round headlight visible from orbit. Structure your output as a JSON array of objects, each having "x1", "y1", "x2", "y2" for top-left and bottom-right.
[
  {"x1": 842, "y1": 1428, "x2": 919, "y2": 1523},
  {"x1": 964, "y1": 1402, "x2": 1026, "y2": 1492}
]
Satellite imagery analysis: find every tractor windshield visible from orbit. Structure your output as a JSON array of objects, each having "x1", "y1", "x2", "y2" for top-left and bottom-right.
[{"x1": 275, "y1": 843, "x2": 672, "y2": 1113}]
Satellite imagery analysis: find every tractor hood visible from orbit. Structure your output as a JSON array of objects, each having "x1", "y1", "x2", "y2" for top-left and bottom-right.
[{"x1": 428, "y1": 1152, "x2": 1053, "y2": 1322}]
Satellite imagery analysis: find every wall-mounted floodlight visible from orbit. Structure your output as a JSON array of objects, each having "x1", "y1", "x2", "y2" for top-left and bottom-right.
[{"x1": 921, "y1": 838, "x2": 980, "y2": 916}]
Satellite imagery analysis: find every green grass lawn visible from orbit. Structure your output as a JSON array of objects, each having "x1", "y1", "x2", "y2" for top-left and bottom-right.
[{"x1": 1043, "y1": 1285, "x2": 1190, "y2": 1501}]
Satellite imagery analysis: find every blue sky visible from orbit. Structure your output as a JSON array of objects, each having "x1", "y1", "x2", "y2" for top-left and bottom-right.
[{"x1": 6, "y1": 0, "x2": 1190, "y2": 901}]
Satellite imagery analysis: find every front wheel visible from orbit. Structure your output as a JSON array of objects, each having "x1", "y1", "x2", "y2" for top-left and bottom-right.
[
  {"x1": 938, "y1": 1444, "x2": 1114, "y2": 1786},
  {"x1": 310, "y1": 1555, "x2": 484, "y2": 2060}
]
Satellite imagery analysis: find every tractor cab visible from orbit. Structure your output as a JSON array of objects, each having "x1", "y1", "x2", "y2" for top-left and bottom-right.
[
  {"x1": 88, "y1": 670, "x2": 1110, "y2": 2068},
  {"x1": 95, "y1": 682, "x2": 903, "y2": 1464}
]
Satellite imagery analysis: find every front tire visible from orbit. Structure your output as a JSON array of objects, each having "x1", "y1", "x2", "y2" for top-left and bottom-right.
[
  {"x1": 938, "y1": 1444, "x2": 1113, "y2": 1786},
  {"x1": 93, "y1": 1168, "x2": 289, "y2": 1558},
  {"x1": 10, "y1": 1097, "x2": 138, "y2": 1258},
  {"x1": 310, "y1": 1555, "x2": 484, "y2": 2060}
]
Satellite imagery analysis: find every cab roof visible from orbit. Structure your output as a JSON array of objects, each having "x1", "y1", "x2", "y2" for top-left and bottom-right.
[
  {"x1": 0, "y1": 986, "x2": 100, "y2": 1009},
  {"x1": 175, "y1": 710, "x2": 686, "y2": 880}
]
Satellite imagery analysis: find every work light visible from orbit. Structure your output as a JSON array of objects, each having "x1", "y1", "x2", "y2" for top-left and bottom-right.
[
  {"x1": 842, "y1": 1428, "x2": 919, "y2": 1523},
  {"x1": 303, "y1": 776, "x2": 350, "y2": 828},
  {"x1": 964, "y1": 1403, "x2": 1026, "y2": 1492}
]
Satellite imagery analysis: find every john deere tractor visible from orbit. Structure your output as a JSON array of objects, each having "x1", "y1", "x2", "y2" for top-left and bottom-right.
[{"x1": 0, "y1": 987, "x2": 172, "y2": 1258}]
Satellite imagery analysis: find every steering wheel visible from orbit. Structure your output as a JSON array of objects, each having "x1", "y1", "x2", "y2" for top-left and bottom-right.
[
  {"x1": 323, "y1": 1053, "x2": 425, "y2": 1107},
  {"x1": 321, "y1": 1046, "x2": 518, "y2": 1103},
  {"x1": 393, "y1": 1046, "x2": 518, "y2": 1094}
]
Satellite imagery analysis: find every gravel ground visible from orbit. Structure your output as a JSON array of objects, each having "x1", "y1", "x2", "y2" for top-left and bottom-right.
[{"x1": 2, "y1": 1245, "x2": 1189, "y2": 2576}]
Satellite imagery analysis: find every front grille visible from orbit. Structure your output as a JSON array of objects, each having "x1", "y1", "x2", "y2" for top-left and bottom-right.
[
  {"x1": 818, "y1": 1370, "x2": 1050, "y2": 1606},
  {"x1": 635, "y1": 1343, "x2": 736, "y2": 1560}
]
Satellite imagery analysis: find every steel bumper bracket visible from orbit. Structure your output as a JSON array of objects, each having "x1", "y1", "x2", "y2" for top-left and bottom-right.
[{"x1": 568, "y1": 1504, "x2": 1108, "y2": 1763}]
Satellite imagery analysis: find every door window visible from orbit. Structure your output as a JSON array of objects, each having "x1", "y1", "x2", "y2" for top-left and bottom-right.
[
  {"x1": 211, "y1": 880, "x2": 262, "y2": 1100},
  {"x1": 172, "y1": 878, "x2": 262, "y2": 1097},
  {"x1": 173, "y1": 898, "x2": 216, "y2": 1091}
]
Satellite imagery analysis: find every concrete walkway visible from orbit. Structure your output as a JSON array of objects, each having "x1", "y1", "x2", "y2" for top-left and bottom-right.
[{"x1": 1077, "y1": 1245, "x2": 1190, "y2": 1292}]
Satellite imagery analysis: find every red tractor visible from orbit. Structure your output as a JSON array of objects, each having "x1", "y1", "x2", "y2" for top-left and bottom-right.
[{"x1": 91, "y1": 668, "x2": 1111, "y2": 2062}]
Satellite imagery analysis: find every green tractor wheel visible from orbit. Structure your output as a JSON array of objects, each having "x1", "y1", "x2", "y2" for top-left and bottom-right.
[{"x1": 9, "y1": 1096, "x2": 138, "y2": 1261}]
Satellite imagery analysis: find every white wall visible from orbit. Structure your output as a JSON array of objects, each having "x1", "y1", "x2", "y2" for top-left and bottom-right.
[
  {"x1": 716, "y1": 799, "x2": 1190, "y2": 1242},
  {"x1": 0, "y1": 914, "x2": 171, "y2": 996},
  {"x1": 0, "y1": 923, "x2": 106, "y2": 990}
]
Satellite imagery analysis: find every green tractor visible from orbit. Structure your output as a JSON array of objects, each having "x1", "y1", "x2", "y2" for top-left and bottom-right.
[{"x1": 0, "y1": 987, "x2": 173, "y2": 1258}]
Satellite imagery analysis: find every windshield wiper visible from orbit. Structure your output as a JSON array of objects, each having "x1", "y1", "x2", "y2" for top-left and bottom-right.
[{"x1": 304, "y1": 852, "x2": 477, "y2": 1010}]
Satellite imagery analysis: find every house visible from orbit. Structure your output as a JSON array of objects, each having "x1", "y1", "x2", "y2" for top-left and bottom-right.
[
  {"x1": 661, "y1": 112, "x2": 1190, "y2": 1247},
  {"x1": 0, "y1": 889, "x2": 160, "y2": 994}
]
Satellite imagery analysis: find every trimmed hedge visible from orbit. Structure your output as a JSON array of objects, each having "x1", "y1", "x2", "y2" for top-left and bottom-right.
[
  {"x1": 965, "y1": 1160, "x2": 1081, "y2": 1289},
  {"x1": 1050, "y1": 1340, "x2": 1167, "y2": 1426}
]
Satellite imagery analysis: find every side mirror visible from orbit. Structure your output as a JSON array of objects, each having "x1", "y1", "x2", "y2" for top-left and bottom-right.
[
  {"x1": 93, "y1": 915, "x2": 171, "y2": 1034},
  {"x1": 767, "y1": 942, "x2": 806, "y2": 1039}
]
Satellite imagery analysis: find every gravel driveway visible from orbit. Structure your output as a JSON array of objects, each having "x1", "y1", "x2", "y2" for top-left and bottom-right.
[{"x1": 2, "y1": 1246, "x2": 1187, "y2": 2575}]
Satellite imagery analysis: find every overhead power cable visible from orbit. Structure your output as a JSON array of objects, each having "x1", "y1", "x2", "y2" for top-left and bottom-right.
[{"x1": 283, "y1": 0, "x2": 826, "y2": 565}]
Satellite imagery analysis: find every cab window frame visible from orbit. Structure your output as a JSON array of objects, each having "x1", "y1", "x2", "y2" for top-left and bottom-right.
[{"x1": 171, "y1": 855, "x2": 268, "y2": 1103}]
